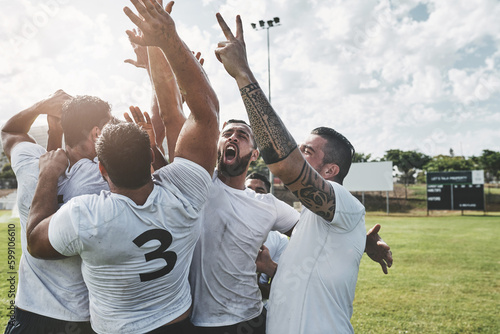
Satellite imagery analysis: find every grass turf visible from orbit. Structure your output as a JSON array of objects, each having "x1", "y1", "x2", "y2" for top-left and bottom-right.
[
  {"x1": 353, "y1": 214, "x2": 500, "y2": 333},
  {"x1": 0, "y1": 212, "x2": 498, "y2": 333}
]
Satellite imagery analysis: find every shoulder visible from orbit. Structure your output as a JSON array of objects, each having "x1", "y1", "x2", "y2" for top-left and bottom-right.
[
  {"x1": 55, "y1": 192, "x2": 113, "y2": 228},
  {"x1": 11, "y1": 142, "x2": 45, "y2": 168},
  {"x1": 321, "y1": 181, "x2": 365, "y2": 230},
  {"x1": 154, "y1": 157, "x2": 211, "y2": 185}
]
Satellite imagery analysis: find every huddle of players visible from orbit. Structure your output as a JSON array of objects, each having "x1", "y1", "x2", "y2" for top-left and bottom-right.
[{"x1": 2, "y1": 1, "x2": 393, "y2": 334}]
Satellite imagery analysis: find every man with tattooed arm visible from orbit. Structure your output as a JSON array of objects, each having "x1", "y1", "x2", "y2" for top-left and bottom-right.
[{"x1": 214, "y1": 13, "x2": 392, "y2": 334}]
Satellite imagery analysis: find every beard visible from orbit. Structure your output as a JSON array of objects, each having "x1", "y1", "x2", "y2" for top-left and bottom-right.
[{"x1": 217, "y1": 150, "x2": 254, "y2": 177}]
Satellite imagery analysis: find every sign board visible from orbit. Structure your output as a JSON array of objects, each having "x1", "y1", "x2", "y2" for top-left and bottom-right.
[
  {"x1": 426, "y1": 171, "x2": 484, "y2": 211},
  {"x1": 343, "y1": 161, "x2": 393, "y2": 192}
]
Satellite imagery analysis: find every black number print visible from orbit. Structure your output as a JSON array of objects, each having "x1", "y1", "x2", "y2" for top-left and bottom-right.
[{"x1": 133, "y1": 229, "x2": 177, "y2": 282}]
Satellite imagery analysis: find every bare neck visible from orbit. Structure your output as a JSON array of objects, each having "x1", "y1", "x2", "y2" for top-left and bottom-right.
[{"x1": 66, "y1": 143, "x2": 96, "y2": 169}]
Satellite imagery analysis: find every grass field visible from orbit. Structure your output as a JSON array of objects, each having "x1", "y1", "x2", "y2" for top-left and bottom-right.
[
  {"x1": 1, "y1": 211, "x2": 499, "y2": 333},
  {"x1": 353, "y1": 214, "x2": 500, "y2": 333}
]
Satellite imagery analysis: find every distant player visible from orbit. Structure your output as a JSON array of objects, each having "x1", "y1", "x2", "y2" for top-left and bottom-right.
[{"x1": 245, "y1": 173, "x2": 289, "y2": 305}]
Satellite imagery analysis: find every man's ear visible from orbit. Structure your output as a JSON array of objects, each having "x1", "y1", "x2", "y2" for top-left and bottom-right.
[
  {"x1": 98, "y1": 161, "x2": 108, "y2": 179},
  {"x1": 250, "y1": 149, "x2": 259, "y2": 162},
  {"x1": 150, "y1": 148, "x2": 155, "y2": 165},
  {"x1": 324, "y1": 163, "x2": 340, "y2": 181},
  {"x1": 91, "y1": 126, "x2": 101, "y2": 143}
]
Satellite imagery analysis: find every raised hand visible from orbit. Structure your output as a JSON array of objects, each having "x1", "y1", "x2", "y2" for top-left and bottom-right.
[
  {"x1": 124, "y1": 0, "x2": 176, "y2": 48},
  {"x1": 193, "y1": 51, "x2": 204, "y2": 66},
  {"x1": 215, "y1": 13, "x2": 252, "y2": 83},
  {"x1": 365, "y1": 224, "x2": 393, "y2": 274},
  {"x1": 125, "y1": 29, "x2": 149, "y2": 69},
  {"x1": 124, "y1": 106, "x2": 156, "y2": 148},
  {"x1": 43, "y1": 89, "x2": 73, "y2": 118},
  {"x1": 1, "y1": 89, "x2": 73, "y2": 159}
]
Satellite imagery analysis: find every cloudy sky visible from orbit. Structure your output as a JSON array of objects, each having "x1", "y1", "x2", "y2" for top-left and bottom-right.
[{"x1": 1, "y1": 0, "x2": 499, "y2": 159}]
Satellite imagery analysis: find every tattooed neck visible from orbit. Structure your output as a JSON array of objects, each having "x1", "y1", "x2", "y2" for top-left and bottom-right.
[{"x1": 240, "y1": 83, "x2": 297, "y2": 164}]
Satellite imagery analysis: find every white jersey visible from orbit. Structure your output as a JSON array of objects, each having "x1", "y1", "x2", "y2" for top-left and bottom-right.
[
  {"x1": 49, "y1": 158, "x2": 211, "y2": 334},
  {"x1": 267, "y1": 181, "x2": 366, "y2": 334},
  {"x1": 259, "y1": 231, "x2": 289, "y2": 285},
  {"x1": 11, "y1": 141, "x2": 108, "y2": 321},
  {"x1": 189, "y1": 171, "x2": 299, "y2": 327}
]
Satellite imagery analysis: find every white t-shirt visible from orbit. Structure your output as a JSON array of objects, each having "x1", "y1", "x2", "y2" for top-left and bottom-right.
[
  {"x1": 49, "y1": 158, "x2": 211, "y2": 334},
  {"x1": 189, "y1": 172, "x2": 299, "y2": 327},
  {"x1": 267, "y1": 181, "x2": 366, "y2": 334},
  {"x1": 11, "y1": 141, "x2": 108, "y2": 321}
]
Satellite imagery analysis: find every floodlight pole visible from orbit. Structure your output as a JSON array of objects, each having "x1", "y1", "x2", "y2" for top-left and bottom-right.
[
  {"x1": 266, "y1": 27, "x2": 271, "y2": 102},
  {"x1": 252, "y1": 17, "x2": 280, "y2": 194}
]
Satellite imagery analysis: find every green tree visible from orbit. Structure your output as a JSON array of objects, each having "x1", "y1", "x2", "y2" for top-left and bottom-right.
[
  {"x1": 0, "y1": 163, "x2": 15, "y2": 179},
  {"x1": 424, "y1": 155, "x2": 476, "y2": 172},
  {"x1": 383, "y1": 149, "x2": 431, "y2": 199},
  {"x1": 478, "y1": 150, "x2": 500, "y2": 183},
  {"x1": 352, "y1": 152, "x2": 372, "y2": 163},
  {"x1": 248, "y1": 156, "x2": 269, "y2": 177},
  {"x1": 0, "y1": 152, "x2": 15, "y2": 180},
  {"x1": 416, "y1": 171, "x2": 426, "y2": 184}
]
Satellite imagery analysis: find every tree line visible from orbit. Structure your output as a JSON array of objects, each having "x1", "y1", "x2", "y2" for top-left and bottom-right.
[{"x1": 248, "y1": 149, "x2": 500, "y2": 196}]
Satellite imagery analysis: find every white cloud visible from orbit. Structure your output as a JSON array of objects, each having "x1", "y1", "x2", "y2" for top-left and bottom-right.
[{"x1": 0, "y1": 0, "x2": 499, "y2": 159}]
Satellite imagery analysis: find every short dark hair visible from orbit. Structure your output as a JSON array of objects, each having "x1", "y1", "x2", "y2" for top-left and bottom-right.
[
  {"x1": 61, "y1": 95, "x2": 111, "y2": 147},
  {"x1": 310, "y1": 127, "x2": 355, "y2": 182},
  {"x1": 246, "y1": 172, "x2": 271, "y2": 193},
  {"x1": 225, "y1": 119, "x2": 257, "y2": 149},
  {"x1": 96, "y1": 122, "x2": 152, "y2": 189}
]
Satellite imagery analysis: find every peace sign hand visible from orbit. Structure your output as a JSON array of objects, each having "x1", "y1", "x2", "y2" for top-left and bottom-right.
[{"x1": 215, "y1": 13, "x2": 252, "y2": 82}]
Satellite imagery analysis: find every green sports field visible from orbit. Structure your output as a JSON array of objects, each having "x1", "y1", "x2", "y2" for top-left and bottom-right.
[
  {"x1": 353, "y1": 214, "x2": 499, "y2": 333},
  {"x1": 1, "y1": 211, "x2": 499, "y2": 333}
]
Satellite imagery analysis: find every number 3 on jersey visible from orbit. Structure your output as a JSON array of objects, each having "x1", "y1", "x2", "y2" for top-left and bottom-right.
[{"x1": 133, "y1": 229, "x2": 177, "y2": 282}]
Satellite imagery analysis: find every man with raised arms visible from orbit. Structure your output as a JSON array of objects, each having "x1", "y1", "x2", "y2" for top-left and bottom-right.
[
  {"x1": 2, "y1": 91, "x2": 111, "y2": 334},
  {"x1": 214, "y1": 14, "x2": 393, "y2": 334},
  {"x1": 145, "y1": 31, "x2": 299, "y2": 332},
  {"x1": 25, "y1": 1, "x2": 219, "y2": 333}
]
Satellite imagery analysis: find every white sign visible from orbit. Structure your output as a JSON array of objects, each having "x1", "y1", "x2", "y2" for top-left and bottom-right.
[
  {"x1": 343, "y1": 161, "x2": 394, "y2": 192},
  {"x1": 472, "y1": 170, "x2": 485, "y2": 185}
]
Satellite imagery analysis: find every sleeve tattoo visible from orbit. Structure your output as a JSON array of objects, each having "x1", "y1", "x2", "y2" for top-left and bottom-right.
[
  {"x1": 240, "y1": 83, "x2": 336, "y2": 220},
  {"x1": 285, "y1": 161, "x2": 336, "y2": 221},
  {"x1": 240, "y1": 83, "x2": 297, "y2": 164}
]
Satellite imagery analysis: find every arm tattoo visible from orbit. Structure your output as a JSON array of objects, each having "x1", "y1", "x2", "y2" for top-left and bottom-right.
[
  {"x1": 285, "y1": 161, "x2": 336, "y2": 221},
  {"x1": 240, "y1": 83, "x2": 297, "y2": 164}
]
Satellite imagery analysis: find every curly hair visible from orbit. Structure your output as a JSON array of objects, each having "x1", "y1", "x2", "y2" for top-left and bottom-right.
[
  {"x1": 96, "y1": 122, "x2": 152, "y2": 189},
  {"x1": 61, "y1": 95, "x2": 111, "y2": 147}
]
